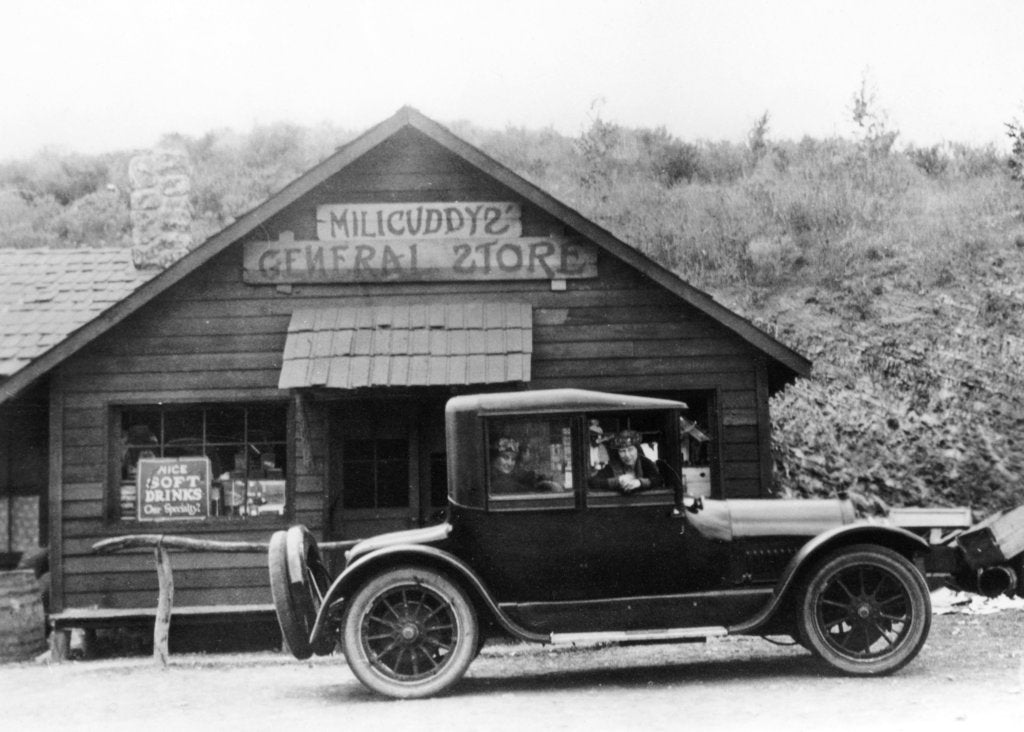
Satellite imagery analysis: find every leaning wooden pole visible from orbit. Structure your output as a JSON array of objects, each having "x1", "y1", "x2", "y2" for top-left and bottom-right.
[{"x1": 153, "y1": 541, "x2": 173, "y2": 668}]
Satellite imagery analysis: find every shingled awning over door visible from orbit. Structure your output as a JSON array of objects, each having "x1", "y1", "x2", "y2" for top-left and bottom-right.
[{"x1": 278, "y1": 302, "x2": 532, "y2": 389}]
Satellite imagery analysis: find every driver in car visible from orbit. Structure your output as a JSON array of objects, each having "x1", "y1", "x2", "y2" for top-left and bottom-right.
[{"x1": 589, "y1": 429, "x2": 664, "y2": 494}]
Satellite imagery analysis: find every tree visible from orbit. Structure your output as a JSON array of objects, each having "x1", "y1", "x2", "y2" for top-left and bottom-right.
[{"x1": 1006, "y1": 117, "x2": 1024, "y2": 189}]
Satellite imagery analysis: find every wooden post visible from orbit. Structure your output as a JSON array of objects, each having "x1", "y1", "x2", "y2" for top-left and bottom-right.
[{"x1": 153, "y1": 541, "x2": 173, "y2": 667}]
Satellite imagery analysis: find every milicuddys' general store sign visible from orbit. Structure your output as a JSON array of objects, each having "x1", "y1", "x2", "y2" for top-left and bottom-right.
[
  {"x1": 242, "y1": 202, "x2": 598, "y2": 284},
  {"x1": 136, "y1": 457, "x2": 211, "y2": 521}
]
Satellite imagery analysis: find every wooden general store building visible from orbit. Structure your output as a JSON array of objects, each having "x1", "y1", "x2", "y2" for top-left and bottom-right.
[{"x1": 0, "y1": 108, "x2": 809, "y2": 628}]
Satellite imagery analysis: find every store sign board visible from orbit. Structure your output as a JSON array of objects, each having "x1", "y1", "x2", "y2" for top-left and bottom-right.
[
  {"x1": 243, "y1": 231, "x2": 597, "y2": 284},
  {"x1": 316, "y1": 202, "x2": 522, "y2": 241},
  {"x1": 136, "y1": 457, "x2": 211, "y2": 521}
]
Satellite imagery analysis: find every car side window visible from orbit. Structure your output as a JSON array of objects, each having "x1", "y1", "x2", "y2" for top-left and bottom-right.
[
  {"x1": 486, "y1": 416, "x2": 576, "y2": 509},
  {"x1": 586, "y1": 411, "x2": 675, "y2": 507}
]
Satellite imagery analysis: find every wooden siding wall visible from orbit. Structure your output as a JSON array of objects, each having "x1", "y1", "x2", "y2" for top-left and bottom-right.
[{"x1": 52, "y1": 127, "x2": 768, "y2": 611}]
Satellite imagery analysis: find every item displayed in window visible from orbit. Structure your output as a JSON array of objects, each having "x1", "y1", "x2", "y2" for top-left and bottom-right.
[{"x1": 116, "y1": 403, "x2": 288, "y2": 520}]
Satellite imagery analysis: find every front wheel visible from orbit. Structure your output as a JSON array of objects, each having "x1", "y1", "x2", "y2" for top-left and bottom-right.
[
  {"x1": 342, "y1": 566, "x2": 478, "y2": 699},
  {"x1": 798, "y1": 544, "x2": 930, "y2": 676}
]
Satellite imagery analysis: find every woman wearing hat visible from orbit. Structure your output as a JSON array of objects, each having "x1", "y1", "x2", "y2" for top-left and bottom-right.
[
  {"x1": 588, "y1": 429, "x2": 664, "y2": 495},
  {"x1": 490, "y1": 437, "x2": 557, "y2": 494}
]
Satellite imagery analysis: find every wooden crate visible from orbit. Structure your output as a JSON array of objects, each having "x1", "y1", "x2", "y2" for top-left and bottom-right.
[{"x1": 957, "y1": 504, "x2": 1024, "y2": 569}]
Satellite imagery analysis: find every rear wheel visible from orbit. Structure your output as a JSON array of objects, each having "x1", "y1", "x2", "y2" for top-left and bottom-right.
[
  {"x1": 342, "y1": 566, "x2": 478, "y2": 699},
  {"x1": 799, "y1": 544, "x2": 930, "y2": 676}
]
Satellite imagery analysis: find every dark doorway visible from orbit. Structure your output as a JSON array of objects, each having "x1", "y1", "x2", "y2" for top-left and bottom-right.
[{"x1": 327, "y1": 395, "x2": 447, "y2": 540}]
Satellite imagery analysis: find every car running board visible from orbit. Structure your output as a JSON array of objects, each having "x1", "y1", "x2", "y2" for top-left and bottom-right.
[{"x1": 549, "y1": 626, "x2": 728, "y2": 645}]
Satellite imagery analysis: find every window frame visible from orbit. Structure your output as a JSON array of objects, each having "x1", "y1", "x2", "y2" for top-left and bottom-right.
[
  {"x1": 107, "y1": 399, "x2": 293, "y2": 526},
  {"x1": 483, "y1": 413, "x2": 580, "y2": 512}
]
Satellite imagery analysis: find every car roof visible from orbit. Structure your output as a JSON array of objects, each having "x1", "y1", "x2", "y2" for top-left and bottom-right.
[{"x1": 446, "y1": 389, "x2": 687, "y2": 417}]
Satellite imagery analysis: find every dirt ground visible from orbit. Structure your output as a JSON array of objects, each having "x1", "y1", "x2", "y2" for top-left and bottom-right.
[{"x1": 1, "y1": 611, "x2": 1021, "y2": 732}]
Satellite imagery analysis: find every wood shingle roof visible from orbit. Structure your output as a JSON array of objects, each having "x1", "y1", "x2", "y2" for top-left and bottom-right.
[{"x1": 0, "y1": 248, "x2": 156, "y2": 377}]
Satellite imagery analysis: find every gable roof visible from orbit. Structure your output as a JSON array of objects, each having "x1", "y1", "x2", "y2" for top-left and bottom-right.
[
  {"x1": 0, "y1": 248, "x2": 156, "y2": 379},
  {"x1": 0, "y1": 106, "x2": 810, "y2": 404}
]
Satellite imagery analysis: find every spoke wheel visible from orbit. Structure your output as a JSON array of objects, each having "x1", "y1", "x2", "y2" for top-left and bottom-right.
[
  {"x1": 799, "y1": 544, "x2": 930, "y2": 676},
  {"x1": 343, "y1": 567, "x2": 477, "y2": 699}
]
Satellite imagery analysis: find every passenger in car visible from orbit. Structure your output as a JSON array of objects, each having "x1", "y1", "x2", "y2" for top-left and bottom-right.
[
  {"x1": 490, "y1": 437, "x2": 548, "y2": 494},
  {"x1": 588, "y1": 419, "x2": 610, "y2": 474},
  {"x1": 588, "y1": 429, "x2": 664, "y2": 494}
]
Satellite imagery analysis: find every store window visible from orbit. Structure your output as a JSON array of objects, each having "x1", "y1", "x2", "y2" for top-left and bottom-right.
[
  {"x1": 486, "y1": 415, "x2": 576, "y2": 509},
  {"x1": 117, "y1": 403, "x2": 288, "y2": 520}
]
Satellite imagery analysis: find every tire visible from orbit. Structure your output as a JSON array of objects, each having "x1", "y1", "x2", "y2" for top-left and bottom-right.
[
  {"x1": 269, "y1": 530, "x2": 314, "y2": 659},
  {"x1": 342, "y1": 566, "x2": 478, "y2": 699},
  {"x1": 268, "y1": 528, "x2": 334, "y2": 659},
  {"x1": 798, "y1": 544, "x2": 931, "y2": 676},
  {"x1": 285, "y1": 526, "x2": 335, "y2": 656}
]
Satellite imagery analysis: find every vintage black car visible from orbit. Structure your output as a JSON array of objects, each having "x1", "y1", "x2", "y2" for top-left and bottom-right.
[{"x1": 269, "y1": 389, "x2": 1024, "y2": 698}]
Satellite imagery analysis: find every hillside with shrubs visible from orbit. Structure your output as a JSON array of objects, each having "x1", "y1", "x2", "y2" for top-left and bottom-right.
[{"x1": 2, "y1": 102, "x2": 1023, "y2": 513}]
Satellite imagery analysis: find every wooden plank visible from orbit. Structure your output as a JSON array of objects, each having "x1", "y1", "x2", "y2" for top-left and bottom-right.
[
  {"x1": 64, "y1": 567, "x2": 270, "y2": 593},
  {"x1": 529, "y1": 373, "x2": 753, "y2": 392},
  {"x1": 91, "y1": 333, "x2": 286, "y2": 358},
  {"x1": 61, "y1": 524, "x2": 284, "y2": 549},
  {"x1": 62, "y1": 445, "x2": 104, "y2": 467},
  {"x1": 64, "y1": 552, "x2": 268, "y2": 573},
  {"x1": 722, "y1": 409, "x2": 758, "y2": 426},
  {"x1": 755, "y1": 357, "x2": 773, "y2": 498},
  {"x1": 51, "y1": 603, "x2": 274, "y2": 623},
  {"x1": 62, "y1": 483, "x2": 105, "y2": 501},
  {"x1": 63, "y1": 388, "x2": 286, "y2": 410},
  {"x1": 723, "y1": 479, "x2": 761, "y2": 498},
  {"x1": 50, "y1": 375, "x2": 66, "y2": 613},
  {"x1": 532, "y1": 356, "x2": 756, "y2": 379},
  {"x1": 64, "y1": 426, "x2": 105, "y2": 447},
  {"x1": 64, "y1": 408, "x2": 106, "y2": 429},
  {"x1": 64, "y1": 586, "x2": 272, "y2": 609},
  {"x1": 68, "y1": 351, "x2": 284, "y2": 376},
  {"x1": 62, "y1": 501, "x2": 104, "y2": 520},
  {"x1": 61, "y1": 369, "x2": 282, "y2": 394}
]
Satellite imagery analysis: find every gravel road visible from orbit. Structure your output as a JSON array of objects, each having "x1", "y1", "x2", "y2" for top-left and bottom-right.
[{"x1": 1, "y1": 612, "x2": 1021, "y2": 732}]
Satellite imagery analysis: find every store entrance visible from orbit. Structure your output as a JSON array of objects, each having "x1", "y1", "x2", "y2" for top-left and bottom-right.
[{"x1": 327, "y1": 396, "x2": 447, "y2": 541}]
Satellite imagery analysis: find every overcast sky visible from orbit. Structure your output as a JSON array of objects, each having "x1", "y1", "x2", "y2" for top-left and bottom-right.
[{"x1": 1, "y1": 0, "x2": 1022, "y2": 161}]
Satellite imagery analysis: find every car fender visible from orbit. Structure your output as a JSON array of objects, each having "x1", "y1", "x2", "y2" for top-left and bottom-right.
[
  {"x1": 310, "y1": 544, "x2": 549, "y2": 645},
  {"x1": 728, "y1": 521, "x2": 930, "y2": 635}
]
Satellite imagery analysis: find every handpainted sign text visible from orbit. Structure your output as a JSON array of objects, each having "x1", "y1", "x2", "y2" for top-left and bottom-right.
[
  {"x1": 243, "y1": 231, "x2": 597, "y2": 283},
  {"x1": 317, "y1": 202, "x2": 522, "y2": 241},
  {"x1": 137, "y1": 457, "x2": 211, "y2": 521}
]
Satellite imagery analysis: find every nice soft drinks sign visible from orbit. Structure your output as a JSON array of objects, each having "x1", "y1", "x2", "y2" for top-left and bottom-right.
[{"x1": 136, "y1": 457, "x2": 211, "y2": 521}]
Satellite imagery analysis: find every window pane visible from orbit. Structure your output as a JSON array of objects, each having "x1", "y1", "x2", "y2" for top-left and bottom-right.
[
  {"x1": 163, "y1": 409, "x2": 203, "y2": 444},
  {"x1": 376, "y1": 440, "x2": 408, "y2": 508},
  {"x1": 488, "y1": 417, "x2": 574, "y2": 495},
  {"x1": 247, "y1": 405, "x2": 287, "y2": 443},
  {"x1": 586, "y1": 411, "x2": 670, "y2": 495},
  {"x1": 206, "y1": 406, "x2": 245, "y2": 443},
  {"x1": 342, "y1": 459, "x2": 375, "y2": 509}
]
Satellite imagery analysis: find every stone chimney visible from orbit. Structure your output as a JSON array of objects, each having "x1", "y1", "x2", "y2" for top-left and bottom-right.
[{"x1": 128, "y1": 148, "x2": 193, "y2": 269}]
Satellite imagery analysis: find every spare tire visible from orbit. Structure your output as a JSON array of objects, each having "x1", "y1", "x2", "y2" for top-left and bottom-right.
[
  {"x1": 269, "y1": 530, "x2": 312, "y2": 659},
  {"x1": 285, "y1": 526, "x2": 335, "y2": 656}
]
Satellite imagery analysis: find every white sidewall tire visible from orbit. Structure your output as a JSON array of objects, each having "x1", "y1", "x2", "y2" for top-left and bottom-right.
[{"x1": 342, "y1": 566, "x2": 478, "y2": 699}]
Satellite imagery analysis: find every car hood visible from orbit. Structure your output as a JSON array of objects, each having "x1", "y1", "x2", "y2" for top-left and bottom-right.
[{"x1": 345, "y1": 523, "x2": 453, "y2": 565}]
